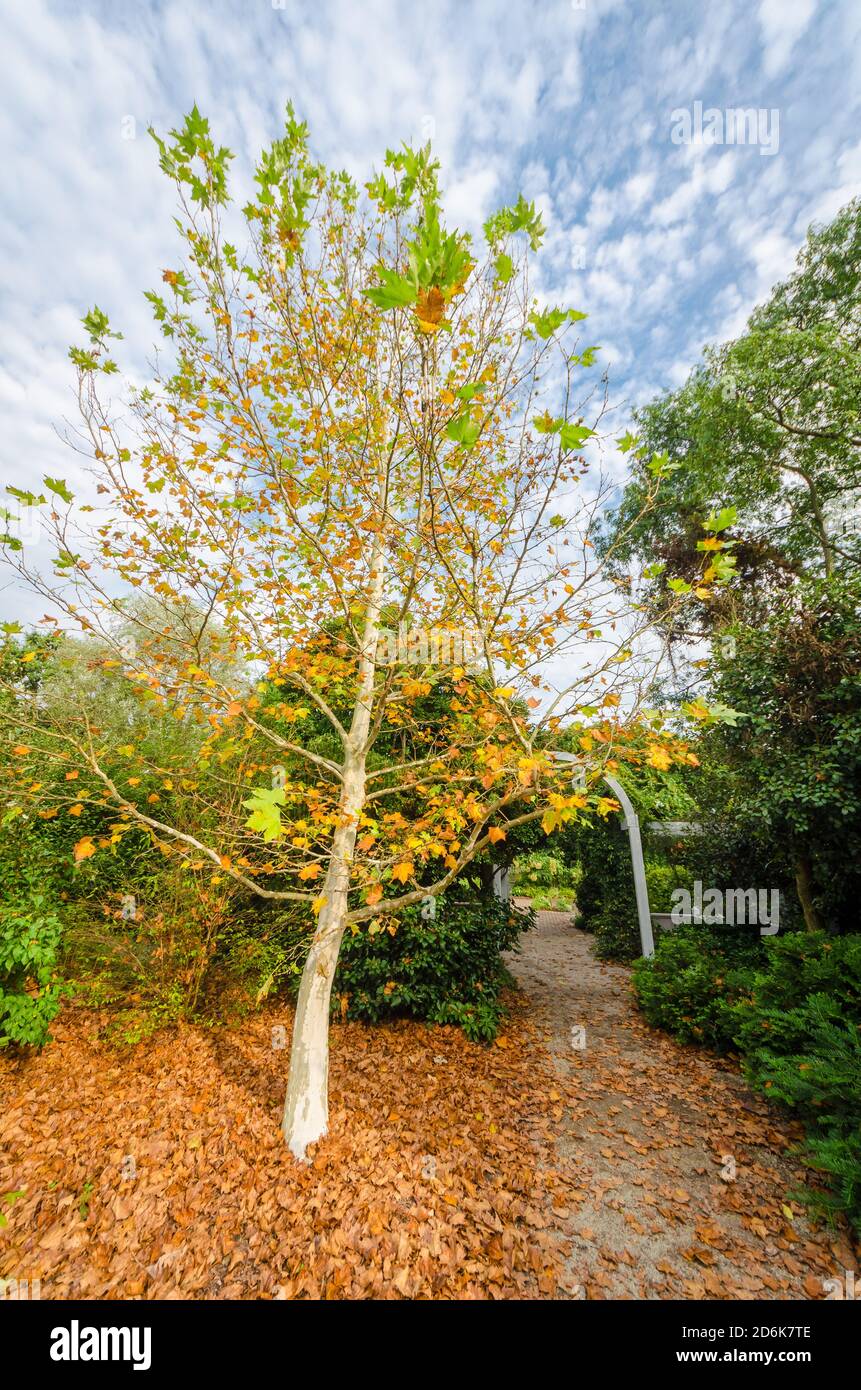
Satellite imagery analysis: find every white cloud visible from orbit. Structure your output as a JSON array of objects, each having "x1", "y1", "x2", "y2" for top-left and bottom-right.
[{"x1": 758, "y1": 0, "x2": 816, "y2": 78}]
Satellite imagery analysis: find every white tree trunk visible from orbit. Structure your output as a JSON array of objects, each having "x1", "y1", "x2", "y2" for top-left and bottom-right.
[
  {"x1": 280, "y1": 666, "x2": 378, "y2": 1158},
  {"x1": 281, "y1": 907, "x2": 345, "y2": 1159}
]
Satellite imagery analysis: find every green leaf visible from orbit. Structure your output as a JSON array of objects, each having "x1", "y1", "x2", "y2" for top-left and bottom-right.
[
  {"x1": 484, "y1": 194, "x2": 545, "y2": 251},
  {"x1": 528, "y1": 307, "x2": 569, "y2": 340},
  {"x1": 456, "y1": 383, "x2": 488, "y2": 402},
  {"x1": 494, "y1": 252, "x2": 514, "y2": 283},
  {"x1": 43, "y1": 477, "x2": 74, "y2": 504},
  {"x1": 446, "y1": 413, "x2": 481, "y2": 448},
  {"x1": 647, "y1": 452, "x2": 681, "y2": 477},
  {"x1": 703, "y1": 505, "x2": 738, "y2": 533},
  {"x1": 559, "y1": 422, "x2": 594, "y2": 451},
  {"x1": 365, "y1": 267, "x2": 418, "y2": 311},
  {"x1": 6, "y1": 486, "x2": 46, "y2": 507},
  {"x1": 242, "y1": 786, "x2": 287, "y2": 843},
  {"x1": 572, "y1": 345, "x2": 601, "y2": 367}
]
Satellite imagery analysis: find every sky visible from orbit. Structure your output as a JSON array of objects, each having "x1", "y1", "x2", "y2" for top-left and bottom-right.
[{"x1": 0, "y1": 0, "x2": 860, "y2": 628}]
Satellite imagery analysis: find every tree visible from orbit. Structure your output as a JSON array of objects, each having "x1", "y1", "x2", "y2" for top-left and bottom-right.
[
  {"x1": 604, "y1": 198, "x2": 861, "y2": 643},
  {"x1": 697, "y1": 577, "x2": 861, "y2": 933},
  {"x1": 1, "y1": 108, "x2": 712, "y2": 1158}
]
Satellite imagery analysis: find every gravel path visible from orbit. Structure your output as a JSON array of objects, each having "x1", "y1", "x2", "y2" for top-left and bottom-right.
[{"x1": 505, "y1": 907, "x2": 856, "y2": 1300}]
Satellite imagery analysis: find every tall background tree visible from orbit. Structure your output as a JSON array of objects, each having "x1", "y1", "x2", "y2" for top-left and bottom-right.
[{"x1": 602, "y1": 198, "x2": 861, "y2": 932}]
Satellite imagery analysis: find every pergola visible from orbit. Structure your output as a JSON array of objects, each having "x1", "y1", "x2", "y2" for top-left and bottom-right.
[
  {"x1": 490, "y1": 752, "x2": 663, "y2": 958},
  {"x1": 549, "y1": 751, "x2": 656, "y2": 958}
]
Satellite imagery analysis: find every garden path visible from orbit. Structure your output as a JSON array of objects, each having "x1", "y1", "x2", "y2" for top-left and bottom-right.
[{"x1": 505, "y1": 908, "x2": 854, "y2": 1299}]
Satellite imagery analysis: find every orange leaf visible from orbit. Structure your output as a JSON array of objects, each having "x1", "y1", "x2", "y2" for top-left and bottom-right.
[
  {"x1": 414, "y1": 287, "x2": 446, "y2": 332},
  {"x1": 392, "y1": 861, "x2": 414, "y2": 884},
  {"x1": 487, "y1": 826, "x2": 506, "y2": 844},
  {"x1": 298, "y1": 863, "x2": 321, "y2": 881},
  {"x1": 74, "y1": 837, "x2": 97, "y2": 862},
  {"x1": 366, "y1": 883, "x2": 383, "y2": 905}
]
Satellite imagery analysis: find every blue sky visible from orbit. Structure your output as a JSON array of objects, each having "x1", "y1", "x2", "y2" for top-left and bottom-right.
[{"x1": 1, "y1": 0, "x2": 860, "y2": 622}]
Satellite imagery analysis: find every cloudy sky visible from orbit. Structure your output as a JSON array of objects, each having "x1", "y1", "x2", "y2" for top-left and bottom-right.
[{"x1": 1, "y1": 0, "x2": 860, "y2": 624}]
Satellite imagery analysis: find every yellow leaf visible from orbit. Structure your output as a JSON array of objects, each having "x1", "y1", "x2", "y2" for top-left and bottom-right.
[
  {"x1": 68, "y1": 804, "x2": 84, "y2": 816},
  {"x1": 646, "y1": 745, "x2": 672, "y2": 771},
  {"x1": 392, "y1": 861, "x2": 414, "y2": 884}
]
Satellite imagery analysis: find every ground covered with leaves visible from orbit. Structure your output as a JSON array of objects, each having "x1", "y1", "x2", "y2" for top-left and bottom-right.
[
  {"x1": 0, "y1": 997, "x2": 568, "y2": 1299},
  {"x1": 1, "y1": 911, "x2": 857, "y2": 1300}
]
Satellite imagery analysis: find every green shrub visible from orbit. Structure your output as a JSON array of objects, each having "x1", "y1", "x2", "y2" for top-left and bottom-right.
[
  {"x1": 645, "y1": 860, "x2": 694, "y2": 910},
  {"x1": 632, "y1": 924, "x2": 764, "y2": 1048},
  {"x1": 726, "y1": 932, "x2": 861, "y2": 1229},
  {"x1": 334, "y1": 895, "x2": 534, "y2": 1042},
  {"x1": 510, "y1": 851, "x2": 579, "y2": 909},
  {"x1": 0, "y1": 895, "x2": 64, "y2": 1047},
  {"x1": 215, "y1": 902, "x2": 308, "y2": 1008},
  {"x1": 636, "y1": 929, "x2": 861, "y2": 1232}
]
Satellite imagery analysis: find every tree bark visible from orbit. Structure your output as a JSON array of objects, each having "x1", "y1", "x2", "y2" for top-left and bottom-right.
[
  {"x1": 794, "y1": 854, "x2": 823, "y2": 932},
  {"x1": 280, "y1": 905, "x2": 345, "y2": 1159}
]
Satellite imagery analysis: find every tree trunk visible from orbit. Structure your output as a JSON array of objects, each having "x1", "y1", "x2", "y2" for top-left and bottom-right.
[
  {"x1": 794, "y1": 854, "x2": 823, "y2": 932},
  {"x1": 281, "y1": 898, "x2": 346, "y2": 1159},
  {"x1": 281, "y1": 528, "x2": 387, "y2": 1157},
  {"x1": 281, "y1": 766, "x2": 363, "y2": 1159}
]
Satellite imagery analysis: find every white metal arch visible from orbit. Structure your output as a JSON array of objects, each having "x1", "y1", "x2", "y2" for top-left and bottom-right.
[{"x1": 549, "y1": 752, "x2": 655, "y2": 958}]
